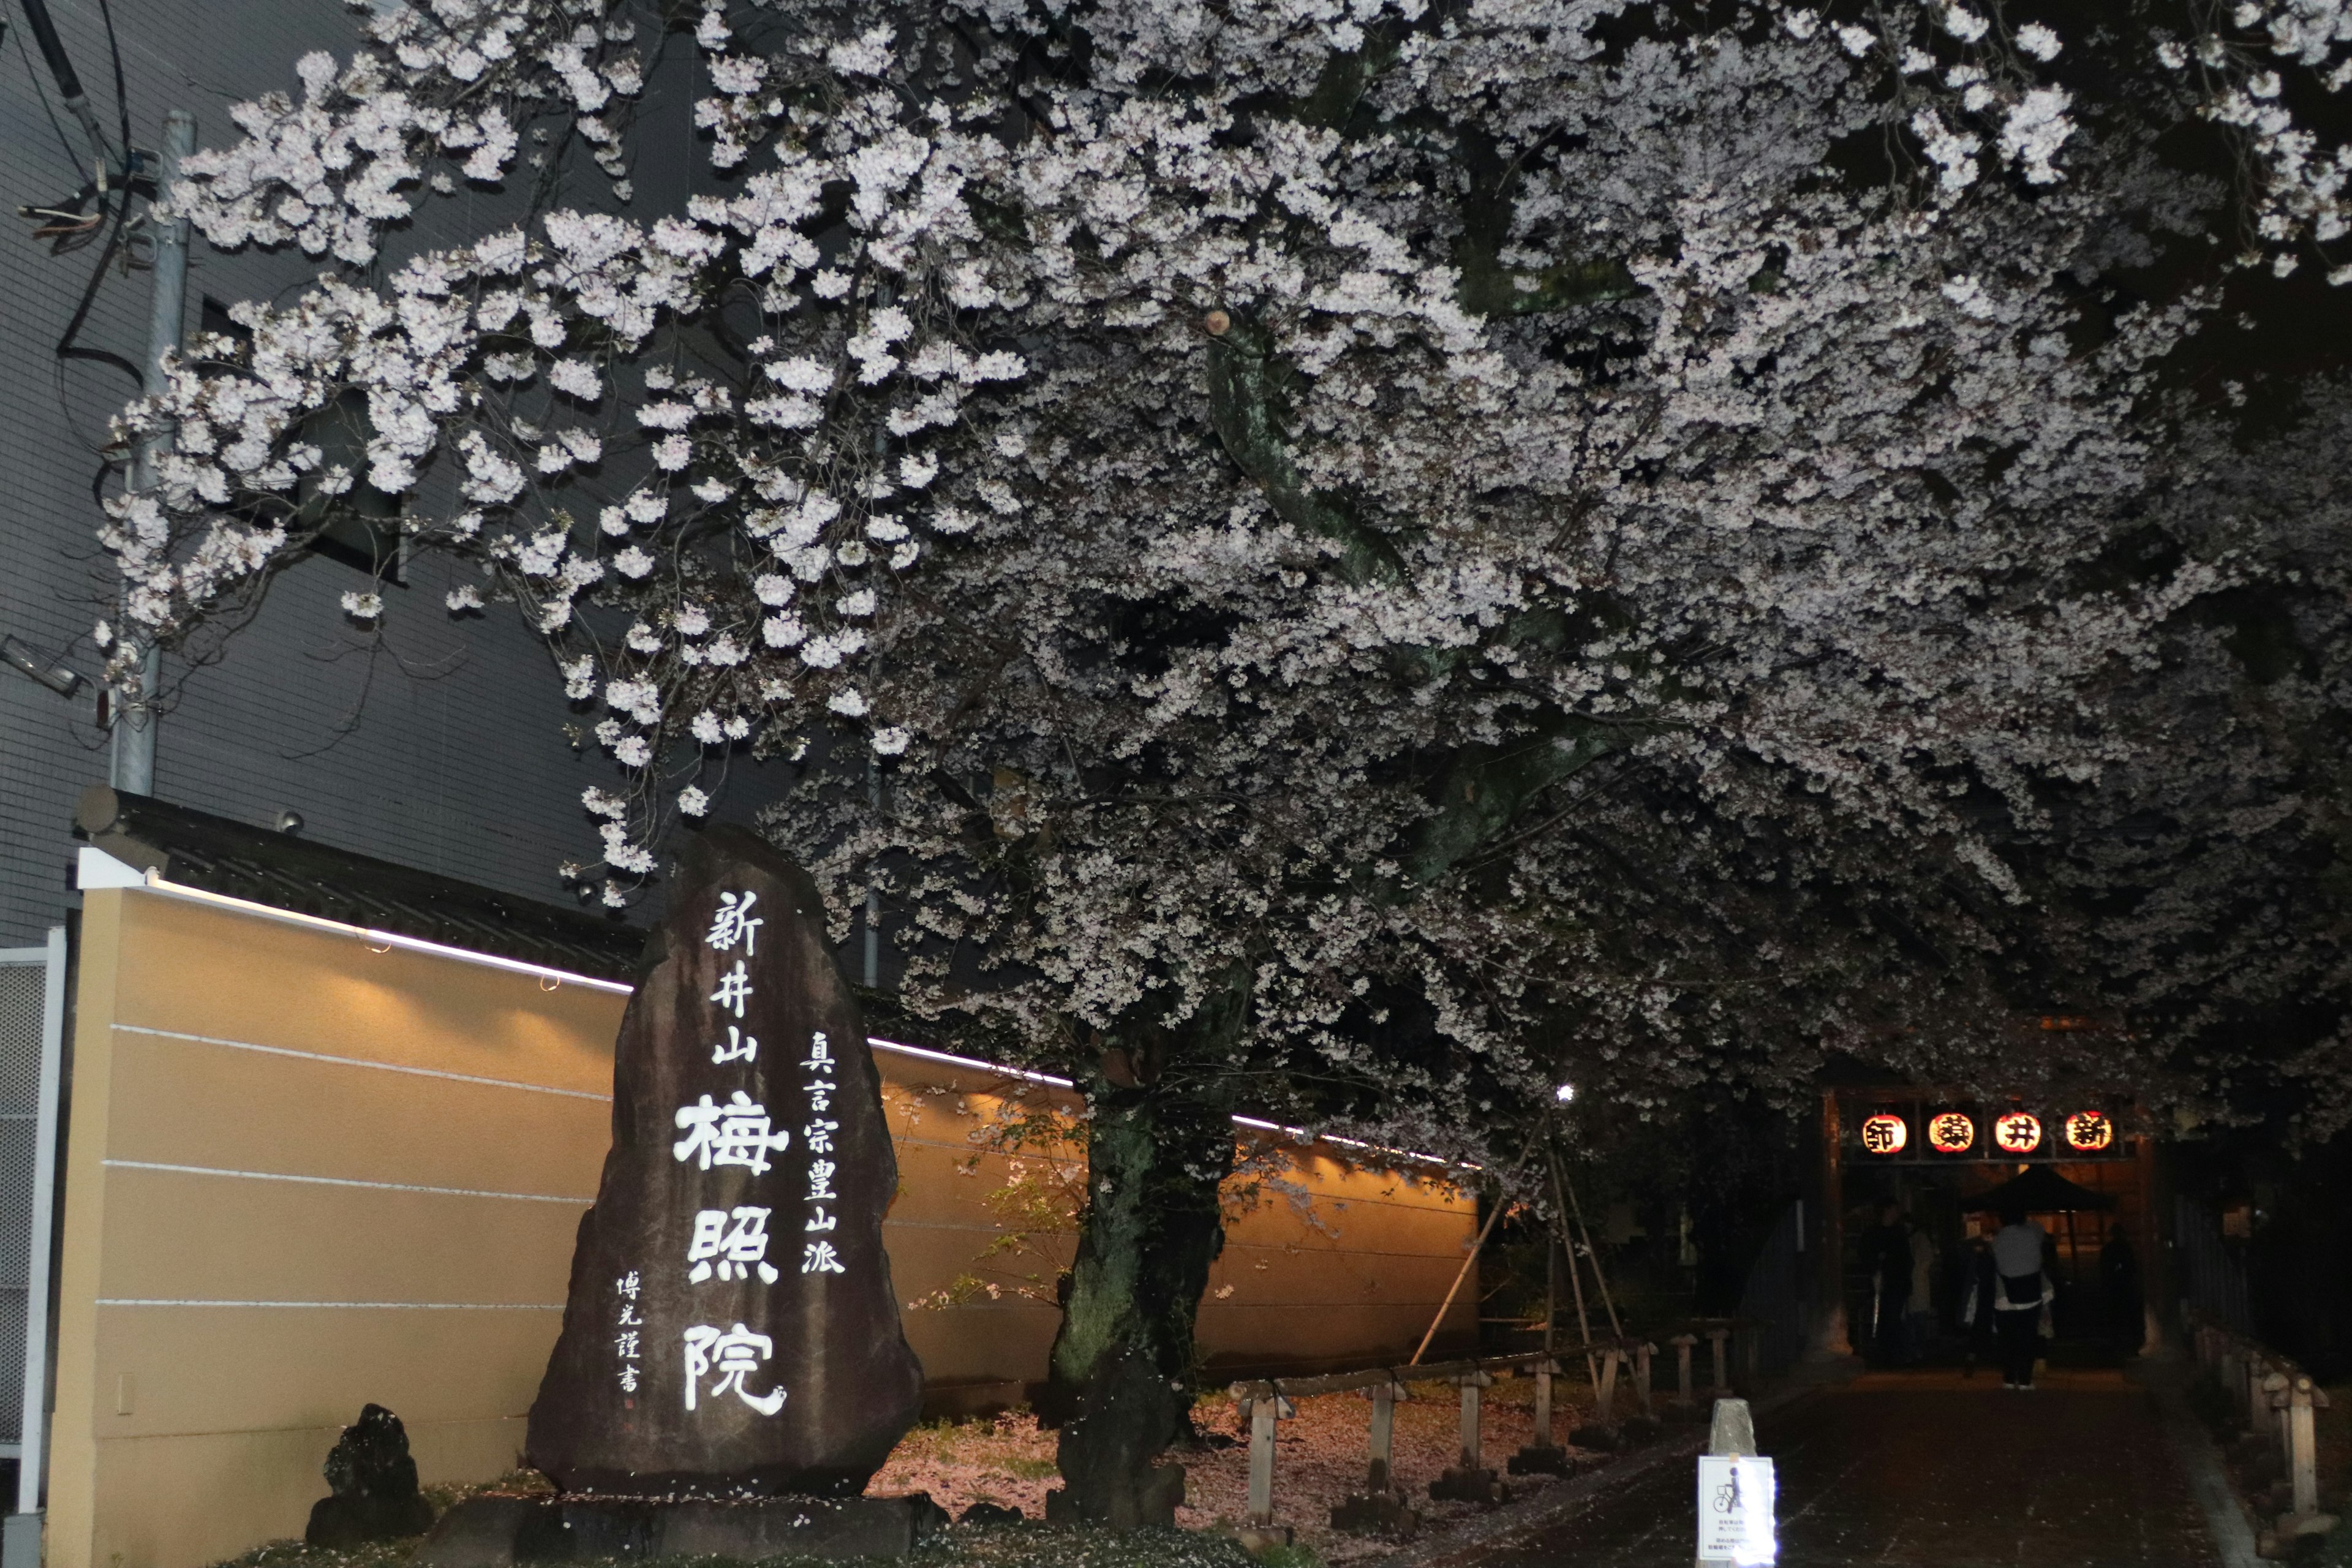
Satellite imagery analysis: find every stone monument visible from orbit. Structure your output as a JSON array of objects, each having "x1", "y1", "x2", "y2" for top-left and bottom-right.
[{"x1": 423, "y1": 829, "x2": 931, "y2": 1564}]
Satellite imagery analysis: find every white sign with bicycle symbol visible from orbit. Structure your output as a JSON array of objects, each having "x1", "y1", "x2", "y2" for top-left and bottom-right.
[{"x1": 1697, "y1": 1454, "x2": 1778, "y2": 1566}]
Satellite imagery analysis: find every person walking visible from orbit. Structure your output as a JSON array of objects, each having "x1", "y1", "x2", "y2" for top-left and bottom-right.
[{"x1": 1989, "y1": 1202, "x2": 2052, "y2": 1389}]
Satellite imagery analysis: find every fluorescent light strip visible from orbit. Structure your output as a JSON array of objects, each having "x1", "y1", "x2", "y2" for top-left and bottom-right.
[
  {"x1": 104, "y1": 1158, "x2": 592, "y2": 1206},
  {"x1": 111, "y1": 1024, "x2": 612, "y2": 1103},
  {"x1": 96, "y1": 1298, "x2": 563, "y2": 1311},
  {"x1": 867, "y1": 1035, "x2": 1075, "y2": 1089},
  {"x1": 876, "y1": 1045, "x2": 1455, "y2": 1167},
  {"x1": 135, "y1": 872, "x2": 635, "y2": 995}
]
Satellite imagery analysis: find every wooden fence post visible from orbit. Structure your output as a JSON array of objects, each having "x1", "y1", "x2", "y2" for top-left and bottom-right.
[
  {"x1": 1428, "y1": 1370, "x2": 1507, "y2": 1503},
  {"x1": 1673, "y1": 1333, "x2": 1697, "y2": 1405},
  {"x1": 1368, "y1": 1382, "x2": 1399, "y2": 1494},
  {"x1": 2290, "y1": 1378, "x2": 2322, "y2": 1520},
  {"x1": 1709, "y1": 1326, "x2": 1732, "y2": 1396},
  {"x1": 1510, "y1": 1359, "x2": 1570, "y2": 1476},
  {"x1": 1458, "y1": 1372, "x2": 1485, "y2": 1471},
  {"x1": 1595, "y1": 1346, "x2": 1621, "y2": 1422},
  {"x1": 1332, "y1": 1381, "x2": 1418, "y2": 1535},
  {"x1": 2265, "y1": 1371, "x2": 2292, "y2": 1465},
  {"x1": 1248, "y1": 1392, "x2": 1280, "y2": 1528},
  {"x1": 1635, "y1": 1341, "x2": 1655, "y2": 1415}
]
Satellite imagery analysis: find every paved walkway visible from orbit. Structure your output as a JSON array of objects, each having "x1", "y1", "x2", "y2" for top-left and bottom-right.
[{"x1": 1408, "y1": 1369, "x2": 2226, "y2": 1568}]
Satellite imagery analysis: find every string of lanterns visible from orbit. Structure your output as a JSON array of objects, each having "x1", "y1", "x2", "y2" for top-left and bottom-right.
[{"x1": 1858, "y1": 1108, "x2": 2114, "y2": 1158}]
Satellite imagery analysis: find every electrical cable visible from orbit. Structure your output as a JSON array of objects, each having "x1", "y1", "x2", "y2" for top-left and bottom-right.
[
  {"x1": 94, "y1": 0, "x2": 127, "y2": 162},
  {"x1": 12, "y1": 18, "x2": 86, "y2": 178},
  {"x1": 55, "y1": 203, "x2": 141, "y2": 369},
  {"x1": 15, "y1": 0, "x2": 113, "y2": 166},
  {"x1": 15, "y1": 0, "x2": 81, "y2": 99}
]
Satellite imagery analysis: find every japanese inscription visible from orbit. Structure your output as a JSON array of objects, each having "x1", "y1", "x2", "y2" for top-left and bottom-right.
[{"x1": 525, "y1": 827, "x2": 925, "y2": 1498}]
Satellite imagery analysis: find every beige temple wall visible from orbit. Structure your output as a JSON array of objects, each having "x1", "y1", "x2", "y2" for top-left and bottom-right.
[{"x1": 48, "y1": 884, "x2": 1476, "y2": 1568}]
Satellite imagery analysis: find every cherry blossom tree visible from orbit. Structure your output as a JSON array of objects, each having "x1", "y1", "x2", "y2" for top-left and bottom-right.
[{"x1": 96, "y1": 0, "x2": 2352, "y2": 1518}]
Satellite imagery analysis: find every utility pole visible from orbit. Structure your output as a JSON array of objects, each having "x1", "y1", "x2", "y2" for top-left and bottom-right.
[{"x1": 111, "y1": 109, "x2": 194, "y2": 796}]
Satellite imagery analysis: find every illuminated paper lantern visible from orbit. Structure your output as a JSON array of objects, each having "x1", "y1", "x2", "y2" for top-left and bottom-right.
[
  {"x1": 1994, "y1": 1111, "x2": 2042, "y2": 1154},
  {"x1": 1860, "y1": 1114, "x2": 1908, "y2": 1156},
  {"x1": 1928, "y1": 1112, "x2": 1975, "y2": 1154},
  {"x1": 2064, "y1": 1110, "x2": 2114, "y2": 1152}
]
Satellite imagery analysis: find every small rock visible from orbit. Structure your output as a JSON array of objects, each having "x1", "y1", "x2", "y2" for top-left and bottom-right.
[
  {"x1": 1428, "y1": 1466, "x2": 1510, "y2": 1504},
  {"x1": 1330, "y1": 1489, "x2": 1419, "y2": 1537},
  {"x1": 1619, "y1": 1414, "x2": 1665, "y2": 1445},
  {"x1": 1569, "y1": 1422, "x2": 1620, "y2": 1452},
  {"x1": 305, "y1": 1404, "x2": 435, "y2": 1547},
  {"x1": 957, "y1": 1501, "x2": 1026, "y2": 1526},
  {"x1": 1507, "y1": 1443, "x2": 1572, "y2": 1477},
  {"x1": 1232, "y1": 1524, "x2": 1295, "y2": 1557}
]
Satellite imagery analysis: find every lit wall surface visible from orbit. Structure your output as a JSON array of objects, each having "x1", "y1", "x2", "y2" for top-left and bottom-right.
[{"x1": 48, "y1": 887, "x2": 1474, "y2": 1568}]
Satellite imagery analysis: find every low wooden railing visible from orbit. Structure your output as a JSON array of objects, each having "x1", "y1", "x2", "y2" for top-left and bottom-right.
[
  {"x1": 1224, "y1": 1321, "x2": 1769, "y2": 1540},
  {"x1": 2187, "y1": 1308, "x2": 2332, "y2": 1528}
]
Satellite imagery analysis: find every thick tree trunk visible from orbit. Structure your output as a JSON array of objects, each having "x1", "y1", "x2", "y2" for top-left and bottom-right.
[{"x1": 1041, "y1": 1061, "x2": 1238, "y2": 1526}]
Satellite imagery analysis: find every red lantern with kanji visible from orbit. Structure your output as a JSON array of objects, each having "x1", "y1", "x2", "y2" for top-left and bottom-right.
[
  {"x1": 1929, "y1": 1112, "x2": 1975, "y2": 1154},
  {"x1": 1994, "y1": 1111, "x2": 2042, "y2": 1154},
  {"x1": 1860, "y1": 1114, "x2": 1909, "y2": 1156},
  {"x1": 2065, "y1": 1110, "x2": 2114, "y2": 1152}
]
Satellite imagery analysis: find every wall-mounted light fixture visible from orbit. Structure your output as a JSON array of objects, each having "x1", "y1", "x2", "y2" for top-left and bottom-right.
[{"x1": 2, "y1": 635, "x2": 84, "y2": 698}]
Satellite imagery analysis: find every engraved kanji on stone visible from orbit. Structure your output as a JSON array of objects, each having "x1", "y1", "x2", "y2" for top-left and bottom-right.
[
  {"x1": 682, "y1": 1323, "x2": 786, "y2": 1415},
  {"x1": 688, "y1": 1205, "x2": 783, "y2": 1284},
  {"x1": 674, "y1": 1091, "x2": 793, "y2": 1174},
  {"x1": 706, "y1": 890, "x2": 764, "y2": 956},
  {"x1": 805, "y1": 1159, "x2": 838, "y2": 1201},
  {"x1": 710, "y1": 960, "x2": 755, "y2": 1020}
]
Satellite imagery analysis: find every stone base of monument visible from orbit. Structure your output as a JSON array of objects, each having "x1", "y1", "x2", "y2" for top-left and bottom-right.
[
  {"x1": 416, "y1": 1493, "x2": 947, "y2": 1567},
  {"x1": 1426, "y1": 1464, "x2": 1510, "y2": 1504},
  {"x1": 1328, "y1": 1487, "x2": 1419, "y2": 1537},
  {"x1": 1041, "y1": 1464, "x2": 1185, "y2": 1528},
  {"x1": 306, "y1": 1493, "x2": 435, "y2": 1548}
]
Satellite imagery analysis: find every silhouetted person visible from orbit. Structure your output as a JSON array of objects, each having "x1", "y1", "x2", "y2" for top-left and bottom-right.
[
  {"x1": 1905, "y1": 1218, "x2": 1937, "y2": 1362},
  {"x1": 1990, "y1": 1202, "x2": 2051, "y2": 1389},
  {"x1": 2101, "y1": 1224, "x2": 2143, "y2": 1352},
  {"x1": 1860, "y1": 1202, "x2": 1913, "y2": 1364},
  {"x1": 1958, "y1": 1232, "x2": 1999, "y2": 1376}
]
